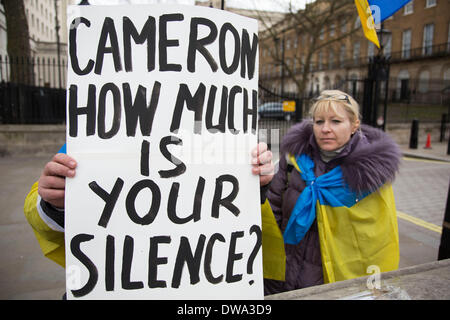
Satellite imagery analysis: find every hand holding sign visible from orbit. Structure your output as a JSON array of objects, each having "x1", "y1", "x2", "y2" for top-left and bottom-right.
[
  {"x1": 251, "y1": 142, "x2": 274, "y2": 187},
  {"x1": 38, "y1": 153, "x2": 77, "y2": 209}
]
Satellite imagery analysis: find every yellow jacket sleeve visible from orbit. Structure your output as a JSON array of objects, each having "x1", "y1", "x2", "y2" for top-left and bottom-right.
[
  {"x1": 261, "y1": 199, "x2": 286, "y2": 281},
  {"x1": 23, "y1": 181, "x2": 66, "y2": 268}
]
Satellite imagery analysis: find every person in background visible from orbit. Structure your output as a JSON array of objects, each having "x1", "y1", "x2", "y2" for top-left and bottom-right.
[{"x1": 264, "y1": 90, "x2": 401, "y2": 295}]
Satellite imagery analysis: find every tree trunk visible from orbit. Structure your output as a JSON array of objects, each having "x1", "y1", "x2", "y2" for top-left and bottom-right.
[{"x1": 1, "y1": 0, "x2": 32, "y2": 84}]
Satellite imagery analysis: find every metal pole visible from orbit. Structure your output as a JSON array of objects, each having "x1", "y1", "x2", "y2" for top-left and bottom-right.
[
  {"x1": 382, "y1": 60, "x2": 390, "y2": 131},
  {"x1": 409, "y1": 119, "x2": 419, "y2": 149},
  {"x1": 438, "y1": 181, "x2": 450, "y2": 260},
  {"x1": 221, "y1": 0, "x2": 225, "y2": 10},
  {"x1": 281, "y1": 37, "x2": 285, "y2": 95},
  {"x1": 54, "y1": 0, "x2": 62, "y2": 89}
]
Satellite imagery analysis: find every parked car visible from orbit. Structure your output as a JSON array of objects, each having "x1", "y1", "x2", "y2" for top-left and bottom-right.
[{"x1": 258, "y1": 101, "x2": 294, "y2": 121}]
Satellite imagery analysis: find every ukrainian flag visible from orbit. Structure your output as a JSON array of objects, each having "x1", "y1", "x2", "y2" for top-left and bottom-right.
[
  {"x1": 283, "y1": 154, "x2": 399, "y2": 283},
  {"x1": 355, "y1": 0, "x2": 411, "y2": 48}
]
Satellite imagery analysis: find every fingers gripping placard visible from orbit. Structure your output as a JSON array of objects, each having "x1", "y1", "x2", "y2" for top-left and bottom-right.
[{"x1": 65, "y1": 4, "x2": 261, "y2": 299}]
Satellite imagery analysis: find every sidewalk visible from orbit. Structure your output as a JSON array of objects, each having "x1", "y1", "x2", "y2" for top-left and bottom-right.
[
  {"x1": 399, "y1": 141, "x2": 450, "y2": 163},
  {"x1": 266, "y1": 259, "x2": 450, "y2": 300},
  {"x1": 0, "y1": 140, "x2": 448, "y2": 300}
]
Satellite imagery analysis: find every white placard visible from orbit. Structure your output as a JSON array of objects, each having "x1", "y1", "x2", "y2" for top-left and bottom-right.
[{"x1": 64, "y1": 4, "x2": 261, "y2": 299}]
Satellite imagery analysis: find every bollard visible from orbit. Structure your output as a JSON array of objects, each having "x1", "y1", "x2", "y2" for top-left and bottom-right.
[
  {"x1": 294, "y1": 98, "x2": 303, "y2": 122},
  {"x1": 440, "y1": 114, "x2": 447, "y2": 142},
  {"x1": 409, "y1": 119, "x2": 419, "y2": 149},
  {"x1": 448, "y1": 133, "x2": 450, "y2": 155},
  {"x1": 424, "y1": 133, "x2": 432, "y2": 149},
  {"x1": 438, "y1": 182, "x2": 450, "y2": 260}
]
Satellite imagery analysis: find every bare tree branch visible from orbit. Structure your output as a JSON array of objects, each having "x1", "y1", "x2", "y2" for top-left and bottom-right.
[{"x1": 258, "y1": 0, "x2": 359, "y2": 96}]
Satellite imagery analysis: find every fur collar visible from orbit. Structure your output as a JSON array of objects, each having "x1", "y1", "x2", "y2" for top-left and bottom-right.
[{"x1": 280, "y1": 120, "x2": 401, "y2": 193}]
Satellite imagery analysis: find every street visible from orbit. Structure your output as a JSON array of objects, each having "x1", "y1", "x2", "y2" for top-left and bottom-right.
[
  {"x1": 0, "y1": 152, "x2": 449, "y2": 299},
  {"x1": 394, "y1": 157, "x2": 449, "y2": 267}
]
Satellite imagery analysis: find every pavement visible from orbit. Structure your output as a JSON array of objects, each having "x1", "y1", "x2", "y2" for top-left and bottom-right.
[
  {"x1": 266, "y1": 259, "x2": 450, "y2": 300},
  {"x1": 399, "y1": 140, "x2": 450, "y2": 163},
  {"x1": 0, "y1": 142, "x2": 449, "y2": 300}
]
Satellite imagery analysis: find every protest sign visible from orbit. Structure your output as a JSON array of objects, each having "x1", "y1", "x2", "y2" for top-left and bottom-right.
[{"x1": 64, "y1": 4, "x2": 262, "y2": 299}]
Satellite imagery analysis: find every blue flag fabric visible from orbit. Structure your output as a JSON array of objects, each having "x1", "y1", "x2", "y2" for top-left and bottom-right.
[
  {"x1": 58, "y1": 143, "x2": 66, "y2": 154},
  {"x1": 368, "y1": 0, "x2": 411, "y2": 22},
  {"x1": 283, "y1": 154, "x2": 369, "y2": 245}
]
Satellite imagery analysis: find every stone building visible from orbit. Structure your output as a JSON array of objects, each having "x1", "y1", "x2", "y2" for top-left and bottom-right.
[
  {"x1": 259, "y1": 0, "x2": 450, "y2": 107},
  {"x1": 0, "y1": 0, "x2": 72, "y2": 87}
]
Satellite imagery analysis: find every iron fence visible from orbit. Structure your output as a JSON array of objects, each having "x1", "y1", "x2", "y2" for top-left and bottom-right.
[
  {"x1": 0, "y1": 54, "x2": 67, "y2": 89},
  {"x1": 257, "y1": 85, "x2": 306, "y2": 151},
  {"x1": 0, "y1": 82, "x2": 65, "y2": 124}
]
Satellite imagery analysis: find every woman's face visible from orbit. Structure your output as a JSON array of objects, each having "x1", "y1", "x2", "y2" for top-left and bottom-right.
[{"x1": 313, "y1": 105, "x2": 359, "y2": 152}]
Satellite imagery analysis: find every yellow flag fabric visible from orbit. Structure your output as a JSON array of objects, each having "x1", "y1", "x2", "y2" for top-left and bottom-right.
[
  {"x1": 23, "y1": 181, "x2": 65, "y2": 268},
  {"x1": 316, "y1": 183, "x2": 399, "y2": 283},
  {"x1": 261, "y1": 199, "x2": 286, "y2": 281},
  {"x1": 355, "y1": 0, "x2": 380, "y2": 48}
]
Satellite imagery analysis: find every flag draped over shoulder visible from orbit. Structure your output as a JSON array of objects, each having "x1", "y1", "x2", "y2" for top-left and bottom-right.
[
  {"x1": 284, "y1": 153, "x2": 399, "y2": 283},
  {"x1": 354, "y1": 0, "x2": 411, "y2": 48}
]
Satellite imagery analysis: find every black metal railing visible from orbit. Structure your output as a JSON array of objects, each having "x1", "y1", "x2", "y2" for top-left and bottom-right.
[
  {"x1": 0, "y1": 54, "x2": 67, "y2": 89},
  {"x1": 0, "y1": 82, "x2": 66, "y2": 124}
]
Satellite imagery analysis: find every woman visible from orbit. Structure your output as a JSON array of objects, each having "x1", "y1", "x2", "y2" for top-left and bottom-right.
[{"x1": 264, "y1": 90, "x2": 401, "y2": 295}]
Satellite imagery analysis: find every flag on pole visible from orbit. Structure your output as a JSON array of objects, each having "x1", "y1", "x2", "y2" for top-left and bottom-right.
[
  {"x1": 368, "y1": 0, "x2": 412, "y2": 22},
  {"x1": 354, "y1": 0, "x2": 411, "y2": 48},
  {"x1": 355, "y1": 0, "x2": 380, "y2": 48}
]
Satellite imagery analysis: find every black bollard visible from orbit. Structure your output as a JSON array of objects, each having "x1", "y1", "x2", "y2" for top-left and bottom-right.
[
  {"x1": 448, "y1": 131, "x2": 450, "y2": 155},
  {"x1": 438, "y1": 182, "x2": 450, "y2": 260},
  {"x1": 409, "y1": 119, "x2": 419, "y2": 149},
  {"x1": 440, "y1": 114, "x2": 447, "y2": 142},
  {"x1": 294, "y1": 98, "x2": 303, "y2": 122}
]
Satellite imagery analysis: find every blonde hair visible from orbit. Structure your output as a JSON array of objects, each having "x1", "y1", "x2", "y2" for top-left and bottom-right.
[{"x1": 309, "y1": 90, "x2": 361, "y2": 124}]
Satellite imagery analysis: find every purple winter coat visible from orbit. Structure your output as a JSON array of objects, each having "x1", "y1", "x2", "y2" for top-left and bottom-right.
[{"x1": 263, "y1": 121, "x2": 401, "y2": 295}]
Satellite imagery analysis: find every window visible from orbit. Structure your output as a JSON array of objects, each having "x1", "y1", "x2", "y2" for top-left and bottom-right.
[
  {"x1": 448, "y1": 22, "x2": 450, "y2": 52},
  {"x1": 368, "y1": 42, "x2": 375, "y2": 59},
  {"x1": 330, "y1": 23, "x2": 335, "y2": 37},
  {"x1": 328, "y1": 51, "x2": 334, "y2": 69},
  {"x1": 341, "y1": 20, "x2": 347, "y2": 34},
  {"x1": 320, "y1": 27, "x2": 325, "y2": 40},
  {"x1": 397, "y1": 70, "x2": 410, "y2": 100},
  {"x1": 318, "y1": 51, "x2": 323, "y2": 70},
  {"x1": 384, "y1": 34, "x2": 392, "y2": 57},
  {"x1": 354, "y1": 17, "x2": 361, "y2": 29},
  {"x1": 339, "y1": 44, "x2": 346, "y2": 67},
  {"x1": 353, "y1": 42, "x2": 360, "y2": 64},
  {"x1": 422, "y1": 23, "x2": 434, "y2": 55},
  {"x1": 404, "y1": 0, "x2": 413, "y2": 15},
  {"x1": 418, "y1": 70, "x2": 430, "y2": 93},
  {"x1": 426, "y1": 0, "x2": 436, "y2": 8},
  {"x1": 402, "y1": 29, "x2": 411, "y2": 59}
]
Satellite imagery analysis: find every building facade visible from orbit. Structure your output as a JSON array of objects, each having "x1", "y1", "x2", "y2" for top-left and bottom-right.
[
  {"x1": 0, "y1": 0, "x2": 72, "y2": 88},
  {"x1": 259, "y1": 0, "x2": 450, "y2": 107}
]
